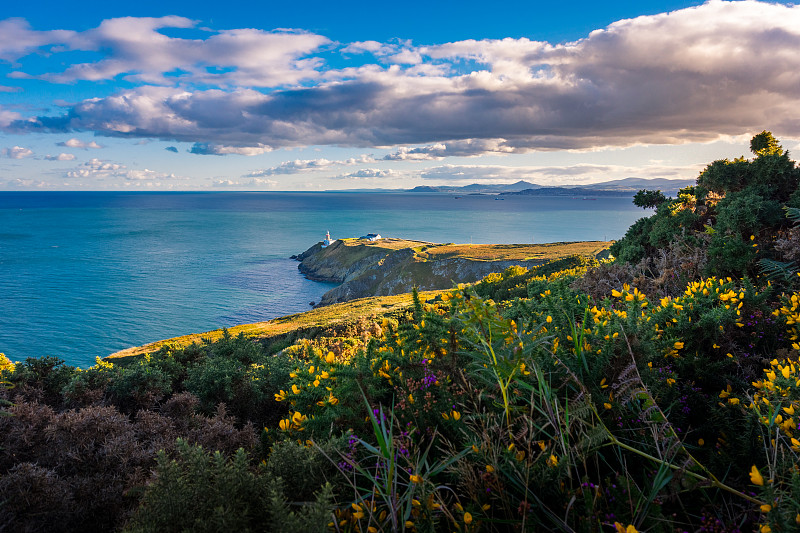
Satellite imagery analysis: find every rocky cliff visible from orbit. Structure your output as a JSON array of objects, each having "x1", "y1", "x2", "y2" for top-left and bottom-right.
[{"x1": 296, "y1": 238, "x2": 611, "y2": 306}]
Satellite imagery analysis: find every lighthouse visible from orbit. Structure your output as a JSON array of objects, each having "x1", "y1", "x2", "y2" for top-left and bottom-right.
[{"x1": 322, "y1": 230, "x2": 334, "y2": 248}]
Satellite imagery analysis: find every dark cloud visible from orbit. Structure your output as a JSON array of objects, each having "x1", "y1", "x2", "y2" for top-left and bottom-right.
[{"x1": 165, "y1": 146, "x2": 178, "y2": 153}]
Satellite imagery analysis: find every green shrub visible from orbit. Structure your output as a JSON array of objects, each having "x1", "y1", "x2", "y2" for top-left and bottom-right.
[
  {"x1": 7, "y1": 356, "x2": 77, "y2": 406},
  {"x1": 124, "y1": 439, "x2": 334, "y2": 533}
]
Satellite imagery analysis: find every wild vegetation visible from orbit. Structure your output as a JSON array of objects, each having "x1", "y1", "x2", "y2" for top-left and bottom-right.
[{"x1": 3, "y1": 131, "x2": 800, "y2": 532}]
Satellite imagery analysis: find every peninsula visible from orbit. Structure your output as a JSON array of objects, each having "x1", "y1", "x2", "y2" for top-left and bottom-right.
[{"x1": 295, "y1": 237, "x2": 612, "y2": 306}]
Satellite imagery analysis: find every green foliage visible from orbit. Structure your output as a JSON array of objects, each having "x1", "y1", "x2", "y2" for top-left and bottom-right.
[
  {"x1": 609, "y1": 216, "x2": 656, "y2": 264},
  {"x1": 633, "y1": 189, "x2": 668, "y2": 209},
  {"x1": 263, "y1": 437, "x2": 348, "y2": 501},
  {"x1": 614, "y1": 131, "x2": 800, "y2": 280},
  {"x1": 108, "y1": 360, "x2": 173, "y2": 412},
  {"x1": 750, "y1": 129, "x2": 784, "y2": 156},
  {"x1": 7, "y1": 356, "x2": 76, "y2": 406},
  {"x1": 696, "y1": 157, "x2": 751, "y2": 194},
  {"x1": 124, "y1": 439, "x2": 334, "y2": 533}
]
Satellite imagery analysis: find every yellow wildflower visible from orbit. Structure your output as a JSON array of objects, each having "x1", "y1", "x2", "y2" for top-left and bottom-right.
[
  {"x1": 464, "y1": 512, "x2": 473, "y2": 525},
  {"x1": 750, "y1": 465, "x2": 764, "y2": 486}
]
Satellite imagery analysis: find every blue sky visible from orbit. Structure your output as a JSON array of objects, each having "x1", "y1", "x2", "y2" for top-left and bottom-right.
[{"x1": 1, "y1": 0, "x2": 798, "y2": 190}]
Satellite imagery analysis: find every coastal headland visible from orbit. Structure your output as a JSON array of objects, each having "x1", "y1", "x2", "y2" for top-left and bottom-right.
[
  {"x1": 295, "y1": 237, "x2": 612, "y2": 306},
  {"x1": 108, "y1": 238, "x2": 610, "y2": 361}
]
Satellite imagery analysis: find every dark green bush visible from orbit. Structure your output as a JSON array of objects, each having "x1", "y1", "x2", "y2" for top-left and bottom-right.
[{"x1": 124, "y1": 439, "x2": 334, "y2": 533}]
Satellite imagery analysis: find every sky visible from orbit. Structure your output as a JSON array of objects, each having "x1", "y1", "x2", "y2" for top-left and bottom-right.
[{"x1": 1, "y1": 0, "x2": 799, "y2": 191}]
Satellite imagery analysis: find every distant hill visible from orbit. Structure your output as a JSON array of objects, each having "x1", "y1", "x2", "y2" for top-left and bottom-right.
[
  {"x1": 409, "y1": 180, "x2": 540, "y2": 194},
  {"x1": 409, "y1": 178, "x2": 694, "y2": 196},
  {"x1": 502, "y1": 187, "x2": 636, "y2": 197},
  {"x1": 579, "y1": 178, "x2": 695, "y2": 194}
]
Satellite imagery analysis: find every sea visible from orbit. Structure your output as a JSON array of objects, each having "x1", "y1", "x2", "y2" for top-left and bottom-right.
[{"x1": 0, "y1": 191, "x2": 649, "y2": 367}]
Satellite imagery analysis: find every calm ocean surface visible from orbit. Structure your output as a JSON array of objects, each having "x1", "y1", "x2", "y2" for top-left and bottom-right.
[{"x1": 0, "y1": 191, "x2": 648, "y2": 367}]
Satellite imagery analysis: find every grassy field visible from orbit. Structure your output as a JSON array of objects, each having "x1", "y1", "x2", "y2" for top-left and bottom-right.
[{"x1": 336, "y1": 237, "x2": 611, "y2": 262}]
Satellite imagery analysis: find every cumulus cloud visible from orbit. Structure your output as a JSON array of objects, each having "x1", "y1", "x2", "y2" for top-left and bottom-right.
[
  {"x1": 3, "y1": 16, "x2": 329, "y2": 87},
  {"x1": 2, "y1": 145, "x2": 33, "y2": 159},
  {"x1": 44, "y1": 153, "x2": 76, "y2": 161},
  {"x1": 245, "y1": 154, "x2": 374, "y2": 176},
  {"x1": 189, "y1": 142, "x2": 272, "y2": 156},
  {"x1": 0, "y1": 107, "x2": 21, "y2": 128},
  {"x1": 8, "y1": 2, "x2": 800, "y2": 152},
  {"x1": 57, "y1": 138, "x2": 102, "y2": 149},
  {"x1": 246, "y1": 158, "x2": 334, "y2": 176},
  {"x1": 62, "y1": 157, "x2": 181, "y2": 182},
  {"x1": 384, "y1": 139, "x2": 521, "y2": 160},
  {"x1": 0, "y1": 18, "x2": 75, "y2": 63},
  {"x1": 333, "y1": 168, "x2": 401, "y2": 179}
]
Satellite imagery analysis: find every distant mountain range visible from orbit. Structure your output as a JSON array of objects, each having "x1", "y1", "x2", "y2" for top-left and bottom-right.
[{"x1": 408, "y1": 178, "x2": 695, "y2": 196}]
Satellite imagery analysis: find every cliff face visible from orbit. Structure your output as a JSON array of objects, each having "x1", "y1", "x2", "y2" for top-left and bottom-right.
[{"x1": 296, "y1": 238, "x2": 611, "y2": 307}]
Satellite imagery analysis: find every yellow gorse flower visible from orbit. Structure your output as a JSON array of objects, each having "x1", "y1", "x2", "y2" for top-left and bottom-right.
[{"x1": 750, "y1": 465, "x2": 764, "y2": 486}]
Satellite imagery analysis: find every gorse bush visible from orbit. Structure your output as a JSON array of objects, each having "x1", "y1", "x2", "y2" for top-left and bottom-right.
[
  {"x1": 124, "y1": 439, "x2": 335, "y2": 533},
  {"x1": 612, "y1": 132, "x2": 800, "y2": 280}
]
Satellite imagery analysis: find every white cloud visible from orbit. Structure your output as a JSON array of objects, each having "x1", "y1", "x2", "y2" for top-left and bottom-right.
[
  {"x1": 212, "y1": 177, "x2": 278, "y2": 188},
  {"x1": 3, "y1": 178, "x2": 49, "y2": 188},
  {"x1": 7, "y1": 16, "x2": 330, "y2": 87},
  {"x1": 0, "y1": 107, "x2": 21, "y2": 128},
  {"x1": 57, "y1": 138, "x2": 103, "y2": 149},
  {"x1": 246, "y1": 158, "x2": 334, "y2": 176},
  {"x1": 63, "y1": 157, "x2": 181, "y2": 182},
  {"x1": 44, "y1": 153, "x2": 76, "y2": 161},
  {"x1": 334, "y1": 168, "x2": 401, "y2": 179},
  {"x1": 384, "y1": 139, "x2": 520, "y2": 160},
  {"x1": 8, "y1": 2, "x2": 800, "y2": 152},
  {"x1": 245, "y1": 154, "x2": 374, "y2": 176},
  {"x1": 0, "y1": 18, "x2": 75, "y2": 63},
  {"x1": 189, "y1": 142, "x2": 272, "y2": 156},
  {"x1": 2, "y1": 145, "x2": 33, "y2": 159}
]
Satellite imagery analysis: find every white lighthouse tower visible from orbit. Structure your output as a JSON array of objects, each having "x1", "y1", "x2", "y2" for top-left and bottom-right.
[{"x1": 322, "y1": 230, "x2": 334, "y2": 248}]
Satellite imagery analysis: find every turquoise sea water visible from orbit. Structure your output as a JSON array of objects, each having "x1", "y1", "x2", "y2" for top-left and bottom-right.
[{"x1": 0, "y1": 191, "x2": 648, "y2": 367}]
